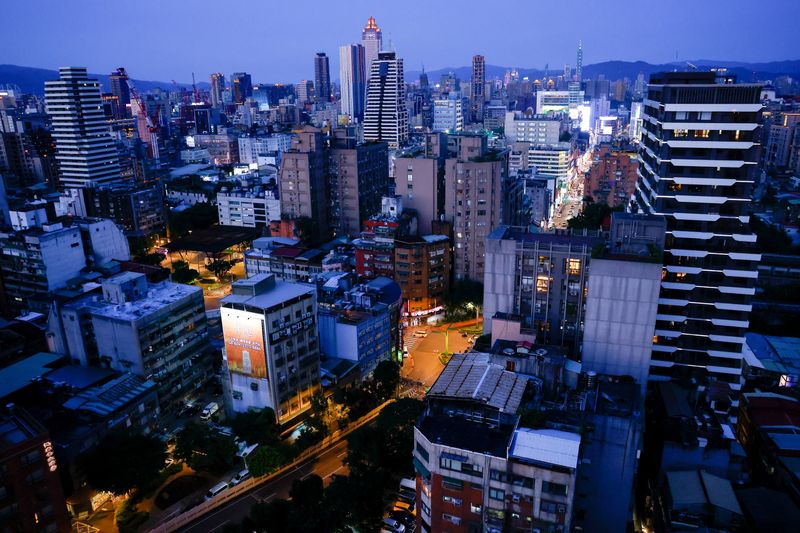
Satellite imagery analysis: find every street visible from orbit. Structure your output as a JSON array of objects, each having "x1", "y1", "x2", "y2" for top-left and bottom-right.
[
  {"x1": 179, "y1": 440, "x2": 350, "y2": 533},
  {"x1": 401, "y1": 322, "x2": 477, "y2": 387}
]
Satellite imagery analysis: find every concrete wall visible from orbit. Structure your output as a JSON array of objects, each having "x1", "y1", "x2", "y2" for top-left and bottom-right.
[
  {"x1": 582, "y1": 258, "x2": 661, "y2": 391},
  {"x1": 483, "y1": 235, "x2": 518, "y2": 334}
]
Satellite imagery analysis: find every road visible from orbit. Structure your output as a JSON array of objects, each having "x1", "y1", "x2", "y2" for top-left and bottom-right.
[
  {"x1": 179, "y1": 440, "x2": 350, "y2": 533},
  {"x1": 401, "y1": 324, "x2": 475, "y2": 388}
]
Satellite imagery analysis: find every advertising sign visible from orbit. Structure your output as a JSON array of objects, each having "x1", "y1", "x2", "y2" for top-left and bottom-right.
[{"x1": 221, "y1": 307, "x2": 267, "y2": 378}]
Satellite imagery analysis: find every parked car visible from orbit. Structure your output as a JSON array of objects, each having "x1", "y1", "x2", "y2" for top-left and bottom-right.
[
  {"x1": 388, "y1": 509, "x2": 415, "y2": 528},
  {"x1": 230, "y1": 469, "x2": 250, "y2": 485},
  {"x1": 413, "y1": 330, "x2": 428, "y2": 338},
  {"x1": 382, "y1": 517, "x2": 406, "y2": 533},
  {"x1": 205, "y1": 481, "x2": 229, "y2": 500}
]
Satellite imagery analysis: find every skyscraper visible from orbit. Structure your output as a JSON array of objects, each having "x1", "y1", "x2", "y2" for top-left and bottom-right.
[
  {"x1": 363, "y1": 52, "x2": 408, "y2": 149},
  {"x1": 231, "y1": 72, "x2": 252, "y2": 104},
  {"x1": 471, "y1": 55, "x2": 485, "y2": 123},
  {"x1": 339, "y1": 44, "x2": 366, "y2": 120},
  {"x1": 210, "y1": 72, "x2": 225, "y2": 108},
  {"x1": 109, "y1": 68, "x2": 130, "y2": 119},
  {"x1": 633, "y1": 71, "x2": 763, "y2": 388},
  {"x1": 314, "y1": 52, "x2": 331, "y2": 103},
  {"x1": 296, "y1": 80, "x2": 314, "y2": 104},
  {"x1": 44, "y1": 67, "x2": 121, "y2": 191},
  {"x1": 361, "y1": 16, "x2": 382, "y2": 81},
  {"x1": 576, "y1": 40, "x2": 583, "y2": 82}
]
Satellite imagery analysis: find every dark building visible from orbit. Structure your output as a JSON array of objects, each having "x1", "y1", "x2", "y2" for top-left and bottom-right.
[
  {"x1": 471, "y1": 54, "x2": 485, "y2": 123},
  {"x1": 83, "y1": 183, "x2": 167, "y2": 238},
  {"x1": 633, "y1": 72, "x2": 762, "y2": 387},
  {"x1": 231, "y1": 72, "x2": 253, "y2": 104},
  {"x1": 109, "y1": 68, "x2": 131, "y2": 119},
  {"x1": 0, "y1": 406, "x2": 71, "y2": 533},
  {"x1": 314, "y1": 52, "x2": 332, "y2": 103}
]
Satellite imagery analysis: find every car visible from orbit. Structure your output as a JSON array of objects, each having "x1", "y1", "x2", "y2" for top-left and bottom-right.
[
  {"x1": 205, "y1": 481, "x2": 229, "y2": 500},
  {"x1": 412, "y1": 330, "x2": 428, "y2": 338},
  {"x1": 402, "y1": 347, "x2": 409, "y2": 358},
  {"x1": 396, "y1": 489, "x2": 415, "y2": 503},
  {"x1": 382, "y1": 517, "x2": 406, "y2": 533},
  {"x1": 388, "y1": 509, "x2": 415, "y2": 528},
  {"x1": 230, "y1": 469, "x2": 250, "y2": 485},
  {"x1": 393, "y1": 498, "x2": 416, "y2": 516}
]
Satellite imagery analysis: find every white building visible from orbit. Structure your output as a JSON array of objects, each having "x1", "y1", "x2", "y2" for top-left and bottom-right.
[
  {"x1": 504, "y1": 111, "x2": 562, "y2": 144},
  {"x1": 361, "y1": 16, "x2": 383, "y2": 81},
  {"x1": 217, "y1": 188, "x2": 281, "y2": 228},
  {"x1": 220, "y1": 274, "x2": 321, "y2": 425},
  {"x1": 363, "y1": 52, "x2": 408, "y2": 149},
  {"x1": 339, "y1": 44, "x2": 366, "y2": 120},
  {"x1": 238, "y1": 134, "x2": 293, "y2": 165},
  {"x1": 75, "y1": 218, "x2": 131, "y2": 265},
  {"x1": 432, "y1": 98, "x2": 464, "y2": 133}
]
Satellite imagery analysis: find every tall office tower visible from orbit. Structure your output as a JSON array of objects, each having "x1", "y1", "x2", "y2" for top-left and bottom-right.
[
  {"x1": 576, "y1": 40, "x2": 583, "y2": 82},
  {"x1": 314, "y1": 52, "x2": 332, "y2": 103},
  {"x1": 231, "y1": 72, "x2": 252, "y2": 104},
  {"x1": 278, "y1": 126, "x2": 330, "y2": 243},
  {"x1": 633, "y1": 72, "x2": 763, "y2": 388},
  {"x1": 362, "y1": 16, "x2": 382, "y2": 81},
  {"x1": 109, "y1": 68, "x2": 131, "y2": 119},
  {"x1": 210, "y1": 72, "x2": 226, "y2": 108},
  {"x1": 363, "y1": 52, "x2": 408, "y2": 149},
  {"x1": 296, "y1": 80, "x2": 314, "y2": 104},
  {"x1": 339, "y1": 44, "x2": 366, "y2": 120},
  {"x1": 470, "y1": 55, "x2": 485, "y2": 123},
  {"x1": 44, "y1": 67, "x2": 121, "y2": 191}
]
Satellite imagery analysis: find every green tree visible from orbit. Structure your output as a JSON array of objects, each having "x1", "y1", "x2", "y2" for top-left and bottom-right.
[
  {"x1": 247, "y1": 444, "x2": 293, "y2": 477},
  {"x1": 371, "y1": 360, "x2": 400, "y2": 404},
  {"x1": 171, "y1": 260, "x2": 199, "y2": 284},
  {"x1": 567, "y1": 196, "x2": 624, "y2": 230},
  {"x1": 229, "y1": 408, "x2": 279, "y2": 446},
  {"x1": 374, "y1": 398, "x2": 424, "y2": 475},
  {"x1": 137, "y1": 252, "x2": 166, "y2": 266},
  {"x1": 248, "y1": 499, "x2": 291, "y2": 533},
  {"x1": 287, "y1": 476, "x2": 325, "y2": 533},
  {"x1": 173, "y1": 422, "x2": 238, "y2": 474},
  {"x1": 77, "y1": 432, "x2": 166, "y2": 495},
  {"x1": 206, "y1": 258, "x2": 234, "y2": 281}
]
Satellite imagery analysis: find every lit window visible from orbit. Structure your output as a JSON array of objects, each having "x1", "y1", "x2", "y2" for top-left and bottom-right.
[
  {"x1": 695, "y1": 130, "x2": 710, "y2": 138},
  {"x1": 568, "y1": 259, "x2": 581, "y2": 275}
]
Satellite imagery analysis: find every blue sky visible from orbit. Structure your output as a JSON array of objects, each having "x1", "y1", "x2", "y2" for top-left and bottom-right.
[{"x1": 2, "y1": 0, "x2": 798, "y2": 83}]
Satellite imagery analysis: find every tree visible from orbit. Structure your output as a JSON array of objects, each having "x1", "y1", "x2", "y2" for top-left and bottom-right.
[
  {"x1": 137, "y1": 252, "x2": 166, "y2": 266},
  {"x1": 287, "y1": 476, "x2": 325, "y2": 532},
  {"x1": 371, "y1": 360, "x2": 400, "y2": 404},
  {"x1": 375, "y1": 398, "x2": 424, "y2": 476},
  {"x1": 293, "y1": 216, "x2": 319, "y2": 247},
  {"x1": 173, "y1": 422, "x2": 238, "y2": 474},
  {"x1": 171, "y1": 260, "x2": 199, "y2": 284},
  {"x1": 247, "y1": 444, "x2": 293, "y2": 477},
  {"x1": 229, "y1": 408, "x2": 280, "y2": 446},
  {"x1": 248, "y1": 499, "x2": 291, "y2": 533},
  {"x1": 206, "y1": 258, "x2": 234, "y2": 281},
  {"x1": 567, "y1": 196, "x2": 624, "y2": 231},
  {"x1": 77, "y1": 432, "x2": 166, "y2": 495}
]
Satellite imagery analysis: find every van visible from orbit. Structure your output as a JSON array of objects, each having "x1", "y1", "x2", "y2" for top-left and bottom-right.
[
  {"x1": 205, "y1": 481, "x2": 229, "y2": 500},
  {"x1": 230, "y1": 469, "x2": 250, "y2": 485},
  {"x1": 399, "y1": 478, "x2": 416, "y2": 493},
  {"x1": 200, "y1": 402, "x2": 219, "y2": 421}
]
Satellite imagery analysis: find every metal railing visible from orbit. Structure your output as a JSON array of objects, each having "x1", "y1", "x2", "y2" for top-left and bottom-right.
[{"x1": 147, "y1": 399, "x2": 392, "y2": 533}]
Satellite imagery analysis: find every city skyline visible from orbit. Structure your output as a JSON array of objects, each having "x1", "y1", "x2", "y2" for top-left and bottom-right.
[{"x1": 2, "y1": 0, "x2": 798, "y2": 84}]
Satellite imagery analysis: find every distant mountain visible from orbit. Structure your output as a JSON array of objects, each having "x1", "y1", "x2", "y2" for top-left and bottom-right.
[
  {"x1": 406, "y1": 59, "x2": 800, "y2": 84},
  {"x1": 0, "y1": 64, "x2": 208, "y2": 95}
]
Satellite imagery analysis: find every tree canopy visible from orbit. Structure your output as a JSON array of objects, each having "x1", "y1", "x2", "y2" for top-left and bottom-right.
[
  {"x1": 76, "y1": 431, "x2": 166, "y2": 495},
  {"x1": 173, "y1": 422, "x2": 238, "y2": 474}
]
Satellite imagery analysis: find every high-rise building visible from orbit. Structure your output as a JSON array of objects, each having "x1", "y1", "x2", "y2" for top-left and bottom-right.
[
  {"x1": 576, "y1": 40, "x2": 583, "y2": 82},
  {"x1": 328, "y1": 127, "x2": 390, "y2": 237},
  {"x1": 231, "y1": 72, "x2": 252, "y2": 104},
  {"x1": 44, "y1": 67, "x2": 121, "y2": 190},
  {"x1": 296, "y1": 80, "x2": 314, "y2": 104},
  {"x1": 278, "y1": 126, "x2": 329, "y2": 242},
  {"x1": 361, "y1": 16, "x2": 382, "y2": 81},
  {"x1": 339, "y1": 44, "x2": 366, "y2": 120},
  {"x1": 220, "y1": 274, "x2": 320, "y2": 426},
  {"x1": 394, "y1": 234, "x2": 450, "y2": 317},
  {"x1": 444, "y1": 135, "x2": 507, "y2": 281},
  {"x1": 432, "y1": 97, "x2": 464, "y2": 133},
  {"x1": 584, "y1": 144, "x2": 639, "y2": 207},
  {"x1": 109, "y1": 68, "x2": 131, "y2": 119},
  {"x1": 504, "y1": 112, "x2": 562, "y2": 144},
  {"x1": 633, "y1": 72, "x2": 763, "y2": 387},
  {"x1": 314, "y1": 53, "x2": 331, "y2": 103},
  {"x1": 210, "y1": 72, "x2": 226, "y2": 108},
  {"x1": 471, "y1": 55, "x2": 485, "y2": 123},
  {"x1": 363, "y1": 52, "x2": 408, "y2": 149}
]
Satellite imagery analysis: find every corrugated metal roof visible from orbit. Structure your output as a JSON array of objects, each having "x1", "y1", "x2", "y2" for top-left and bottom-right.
[{"x1": 509, "y1": 428, "x2": 581, "y2": 469}]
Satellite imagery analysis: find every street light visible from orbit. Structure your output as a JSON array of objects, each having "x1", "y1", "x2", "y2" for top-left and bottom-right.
[{"x1": 466, "y1": 302, "x2": 480, "y2": 321}]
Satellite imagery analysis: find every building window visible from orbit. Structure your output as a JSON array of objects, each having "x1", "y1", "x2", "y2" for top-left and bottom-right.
[
  {"x1": 489, "y1": 488, "x2": 504, "y2": 501},
  {"x1": 490, "y1": 470, "x2": 507, "y2": 482},
  {"x1": 442, "y1": 477, "x2": 464, "y2": 490},
  {"x1": 695, "y1": 129, "x2": 710, "y2": 138},
  {"x1": 442, "y1": 513, "x2": 461, "y2": 525},
  {"x1": 470, "y1": 503, "x2": 482, "y2": 514},
  {"x1": 542, "y1": 481, "x2": 568, "y2": 496},
  {"x1": 443, "y1": 495, "x2": 462, "y2": 506},
  {"x1": 416, "y1": 441, "x2": 429, "y2": 462},
  {"x1": 567, "y1": 259, "x2": 581, "y2": 276}
]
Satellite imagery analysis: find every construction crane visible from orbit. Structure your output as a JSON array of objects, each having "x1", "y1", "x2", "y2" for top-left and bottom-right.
[{"x1": 118, "y1": 67, "x2": 161, "y2": 161}]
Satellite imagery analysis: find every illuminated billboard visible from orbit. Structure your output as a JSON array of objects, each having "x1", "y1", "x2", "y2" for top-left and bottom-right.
[{"x1": 221, "y1": 307, "x2": 268, "y2": 378}]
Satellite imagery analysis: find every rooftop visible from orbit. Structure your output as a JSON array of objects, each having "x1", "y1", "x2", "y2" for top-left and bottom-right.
[
  {"x1": 0, "y1": 408, "x2": 46, "y2": 452},
  {"x1": 417, "y1": 409, "x2": 514, "y2": 458},
  {"x1": 510, "y1": 428, "x2": 580, "y2": 469},
  {"x1": 744, "y1": 333, "x2": 800, "y2": 377},
  {"x1": 0, "y1": 352, "x2": 65, "y2": 400},
  {"x1": 63, "y1": 373, "x2": 156, "y2": 417},
  {"x1": 666, "y1": 470, "x2": 741, "y2": 515},
  {"x1": 166, "y1": 225, "x2": 260, "y2": 254},
  {"x1": 91, "y1": 281, "x2": 201, "y2": 321},
  {"x1": 223, "y1": 274, "x2": 314, "y2": 310},
  {"x1": 488, "y1": 225, "x2": 602, "y2": 248},
  {"x1": 428, "y1": 352, "x2": 529, "y2": 414}
]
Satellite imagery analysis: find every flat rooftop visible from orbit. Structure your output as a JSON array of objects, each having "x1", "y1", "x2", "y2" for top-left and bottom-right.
[
  {"x1": 510, "y1": 428, "x2": 581, "y2": 470},
  {"x1": 0, "y1": 352, "x2": 65, "y2": 400},
  {"x1": 91, "y1": 281, "x2": 201, "y2": 321},
  {"x1": 166, "y1": 225, "x2": 260, "y2": 253},
  {"x1": 63, "y1": 373, "x2": 156, "y2": 417},
  {"x1": 418, "y1": 410, "x2": 514, "y2": 458},
  {"x1": 745, "y1": 333, "x2": 800, "y2": 376},
  {"x1": 223, "y1": 276, "x2": 314, "y2": 310},
  {"x1": 428, "y1": 352, "x2": 529, "y2": 414}
]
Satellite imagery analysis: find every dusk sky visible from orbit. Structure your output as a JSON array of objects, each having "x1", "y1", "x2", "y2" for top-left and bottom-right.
[{"x1": 3, "y1": 0, "x2": 798, "y2": 83}]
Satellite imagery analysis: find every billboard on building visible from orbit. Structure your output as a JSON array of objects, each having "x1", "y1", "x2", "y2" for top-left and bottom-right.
[{"x1": 221, "y1": 307, "x2": 267, "y2": 378}]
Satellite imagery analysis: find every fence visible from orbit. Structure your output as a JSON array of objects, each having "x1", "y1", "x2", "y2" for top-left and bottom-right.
[{"x1": 147, "y1": 399, "x2": 391, "y2": 533}]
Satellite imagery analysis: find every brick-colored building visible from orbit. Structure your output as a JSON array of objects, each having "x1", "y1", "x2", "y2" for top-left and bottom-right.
[
  {"x1": 583, "y1": 144, "x2": 638, "y2": 207},
  {"x1": 394, "y1": 234, "x2": 450, "y2": 318}
]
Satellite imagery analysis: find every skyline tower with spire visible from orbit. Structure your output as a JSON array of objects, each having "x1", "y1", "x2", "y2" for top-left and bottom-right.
[
  {"x1": 576, "y1": 40, "x2": 583, "y2": 82},
  {"x1": 362, "y1": 16, "x2": 382, "y2": 81}
]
